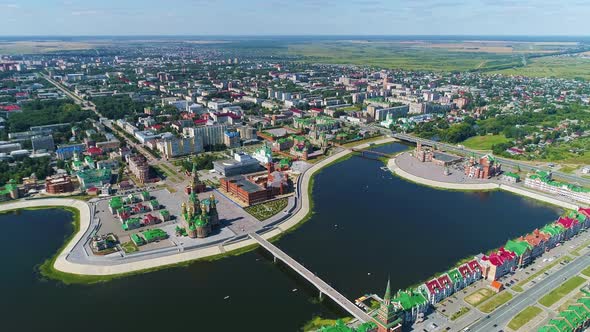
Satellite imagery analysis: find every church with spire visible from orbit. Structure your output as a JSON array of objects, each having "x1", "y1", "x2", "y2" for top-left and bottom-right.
[
  {"x1": 178, "y1": 162, "x2": 220, "y2": 239},
  {"x1": 185, "y1": 162, "x2": 206, "y2": 195},
  {"x1": 373, "y1": 279, "x2": 403, "y2": 332}
]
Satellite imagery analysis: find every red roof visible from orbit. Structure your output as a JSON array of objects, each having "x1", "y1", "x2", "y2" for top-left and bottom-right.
[
  {"x1": 0, "y1": 105, "x2": 21, "y2": 111},
  {"x1": 86, "y1": 147, "x2": 103, "y2": 155},
  {"x1": 194, "y1": 119, "x2": 208, "y2": 125},
  {"x1": 425, "y1": 279, "x2": 442, "y2": 294},
  {"x1": 150, "y1": 124, "x2": 163, "y2": 130},
  {"x1": 458, "y1": 265, "x2": 471, "y2": 278},
  {"x1": 578, "y1": 207, "x2": 590, "y2": 218},
  {"x1": 557, "y1": 216, "x2": 578, "y2": 229},
  {"x1": 484, "y1": 248, "x2": 515, "y2": 267},
  {"x1": 467, "y1": 260, "x2": 481, "y2": 272},
  {"x1": 437, "y1": 275, "x2": 453, "y2": 288},
  {"x1": 310, "y1": 108, "x2": 323, "y2": 113}
]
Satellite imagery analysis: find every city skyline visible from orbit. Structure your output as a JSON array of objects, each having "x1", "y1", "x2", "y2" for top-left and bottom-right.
[{"x1": 1, "y1": 0, "x2": 590, "y2": 36}]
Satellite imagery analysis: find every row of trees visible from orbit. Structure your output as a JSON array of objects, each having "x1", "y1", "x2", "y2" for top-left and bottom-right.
[
  {"x1": 91, "y1": 96, "x2": 147, "y2": 119},
  {"x1": 8, "y1": 100, "x2": 96, "y2": 131},
  {"x1": 0, "y1": 157, "x2": 54, "y2": 184}
]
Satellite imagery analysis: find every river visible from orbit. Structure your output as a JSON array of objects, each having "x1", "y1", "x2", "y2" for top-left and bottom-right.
[{"x1": 0, "y1": 143, "x2": 562, "y2": 332}]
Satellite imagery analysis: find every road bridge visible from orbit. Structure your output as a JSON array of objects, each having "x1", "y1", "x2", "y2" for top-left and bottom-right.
[{"x1": 248, "y1": 232, "x2": 374, "y2": 323}]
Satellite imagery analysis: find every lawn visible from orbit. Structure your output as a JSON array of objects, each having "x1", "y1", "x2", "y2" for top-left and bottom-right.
[
  {"x1": 121, "y1": 241, "x2": 139, "y2": 254},
  {"x1": 302, "y1": 316, "x2": 352, "y2": 332},
  {"x1": 507, "y1": 306, "x2": 543, "y2": 330},
  {"x1": 492, "y1": 56, "x2": 590, "y2": 81},
  {"x1": 583, "y1": 266, "x2": 590, "y2": 277},
  {"x1": 450, "y1": 306, "x2": 470, "y2": 321},
  {"x1": 464, "y1": 288, "x2": 495, "y2": 306},
  {"x1": 461, "y1": 134, "x2": 510, "y2": 150},
  {"x1": 539, "y1": 275, "x2": 586, "y2": 307},
  {"x1": 478, "y1": 291, "x2": 513, "y2": 313},
  {"x1": 287, "y1": 41, "x2": 523, "y2": 72},
  {"x1": 571, "y1": 239, "x2": 590, "y2": 256},
  {"x1": 244, "y1": 198, "x2": 289, "y2": 221}
]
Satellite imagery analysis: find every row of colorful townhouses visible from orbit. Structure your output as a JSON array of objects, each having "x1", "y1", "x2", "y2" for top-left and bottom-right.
[
  {"x1": 420, "y1": 259, "x2": 483, "y2": 306},
  {"x1": 539, "y1": 289, "x2": 590, "y2": 332},
  {"x1": 480, "y1": 207, "x2": 590, "y2": 281},
  {"x1": 383, "y1": 208, "x2": 590, "y2": 325}
]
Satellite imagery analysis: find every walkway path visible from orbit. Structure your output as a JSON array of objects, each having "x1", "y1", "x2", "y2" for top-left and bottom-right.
[
  {"x1": 0, "y1": 138, "x2": 397, "y2": 276},
  {"x1": 249, "y1": 232, "x2": 373, "y2": 323},
  {"x1": 388, "y1": 156, "x2": 579, "y2": 210}
]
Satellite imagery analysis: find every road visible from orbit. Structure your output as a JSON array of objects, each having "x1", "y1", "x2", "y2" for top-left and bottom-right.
[
  {"x1": 42, "y1": 73, "x2": 174, "y2": 168},
  {"x1": 249, "y1": 232, "x2": 374, "y2": 323},
  {"x1": 468, "y1": 254, "x2": 590, "y2": 332}
]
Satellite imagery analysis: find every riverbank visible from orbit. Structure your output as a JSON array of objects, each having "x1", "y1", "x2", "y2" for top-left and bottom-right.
[
  {"x1": 387, "y1": 156, "x2": 579, "y2": 210},
  {"x1": 0, "y1": 137, "x2": 397, "y2": 282}
]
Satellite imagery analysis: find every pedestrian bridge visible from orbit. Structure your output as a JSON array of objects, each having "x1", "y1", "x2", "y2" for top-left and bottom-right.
[{"x1": 248, "y1": 232, "x2": 373, "y2": 323}]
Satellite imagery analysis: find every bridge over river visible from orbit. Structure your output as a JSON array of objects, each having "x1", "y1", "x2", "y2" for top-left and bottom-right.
[{"x1": 248, "y1": 232, "x2": 374, "y2": 323}]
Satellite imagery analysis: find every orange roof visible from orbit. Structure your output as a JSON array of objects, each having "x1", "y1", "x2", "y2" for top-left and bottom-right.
[
  {"x1": 523, "y1": 229, "x2": 549, "y2": 246},
  {"x1": 490, "y1": 280, "x2": 503, "y2": 290}
]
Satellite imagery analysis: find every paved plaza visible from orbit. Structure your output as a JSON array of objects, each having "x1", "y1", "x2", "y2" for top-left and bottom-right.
[{"x1": 395, "y1": 151, "x2": 483, "y2": 185}]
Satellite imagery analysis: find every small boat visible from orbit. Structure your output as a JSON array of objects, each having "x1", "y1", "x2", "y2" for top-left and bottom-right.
[
  {"x1": 367, "y1": 272, "x2": 371, "y2": 276},
  {"x1": 224, "y1": 296, "x2": 230, "y2": 300},
  {"x1": 292, "y1": 288, "x2": 298, "y2": 292}
]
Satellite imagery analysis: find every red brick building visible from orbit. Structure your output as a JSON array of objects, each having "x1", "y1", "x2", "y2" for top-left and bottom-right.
[
  {"x1": 45, "y1": 174, "x2": 75, "y2": 194},
  {"x1": 219, "y1": 164, "x2": 290, "y2": 206}
]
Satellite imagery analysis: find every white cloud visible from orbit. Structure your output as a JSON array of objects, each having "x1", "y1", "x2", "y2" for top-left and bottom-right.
[
  {"x1": 0, "y1": 3, "x2": 18, "y2": 8},
  {"x1": 71, "y1": 10, "x2": 100, "y2": 16}
]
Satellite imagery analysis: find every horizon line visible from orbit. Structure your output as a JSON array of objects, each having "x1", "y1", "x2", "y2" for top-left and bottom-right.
[{"x1": 1, "y1": 34, "x2": 590, "y2": 38}]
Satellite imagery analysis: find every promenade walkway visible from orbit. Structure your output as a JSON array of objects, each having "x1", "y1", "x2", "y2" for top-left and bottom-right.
[
  {"x1": 0, "y1": 138, "x2": 397, "y2": 277},
  {"x1": 249, "y1": 232, "x2": 373, "y2": 323}
]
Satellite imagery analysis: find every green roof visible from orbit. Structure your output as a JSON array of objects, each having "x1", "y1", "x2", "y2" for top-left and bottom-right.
[
  {"x1": 540, "y1": 223, "x2": 564, "y2": 236},
  {"x1": 559, "y1": 310, "x2": 582, "y2": 329},
  {"x1": 391, "y1": 289, "x2": 427, "y2": 311},
  {"x1": 122, "y1": 218, "x2": 141, "y2": 230},
  {"x1": 142, "y1": 229, "x2": 167, "y2": 242},
  {"x1": 505, "y1": 239, "x2": 532, "y2": 256},
  {"x1": 447, "y1": 269, "x2": 463, "y2": 284},
  {"x1": 131, "y1": 233, "x2": 144, "y2": 245},
  {"x1": 546, "y1": 318, "x2": 572, "y2": 332},
  {"x1": 538, "y1": 326, "x2": 560, "y2": 332},
  {"x1": 109, "y1": 197, "x2": 123, "y2": 209},
  {"x1": 160, "y1": 210, "x2": 169, "y2": 216},
  {"x1": 530, "y1": 171, "x2": 590, "y2": 193},
  {"x1": 567, "y1": 304, "x2": 590, "y2": 321},
  {"x1": 0, "y1": 179, "x2": 17, "y2": 195},
  {"x1": 503, "y1": 172, "x2": 520, "y2": 179}
]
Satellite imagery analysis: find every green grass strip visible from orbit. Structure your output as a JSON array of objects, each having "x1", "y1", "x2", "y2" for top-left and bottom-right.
[
  {"x1": 507, "y1": 306, "x2": 543, "y2": 330},
  {"x1": 539, "y1": 276, "x2": 586, "y2": 307},
  {"x1": 478, "y1": 291, "x2": 513, "y2": 313}
]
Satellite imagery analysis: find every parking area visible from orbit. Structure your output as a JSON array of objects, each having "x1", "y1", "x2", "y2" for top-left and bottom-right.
[{"x1": 95, "y1": 187, "x2": 262, "y2": 253}]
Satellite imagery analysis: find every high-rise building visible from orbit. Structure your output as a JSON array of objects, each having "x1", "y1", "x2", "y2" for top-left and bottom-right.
[
  {"x1": 184, "y1": 124, "x2": 227, "y2": 147},
  {"x1": 31, "y1": 135, "x2": 55, "y2": 152},
  {"x1": 157, "y1": 134, "x2": 203, "y2": 159},
  {"x1": 127, "y1": 154, "x2": 150, "y2": 184},
  {"x1": 224, "y1": 131, "x2": 240, "y2": 148}
]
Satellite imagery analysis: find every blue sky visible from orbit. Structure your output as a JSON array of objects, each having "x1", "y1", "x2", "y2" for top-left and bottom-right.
[{"x1": 1, "y1": 0, "x2": 589, "y2": 36}]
